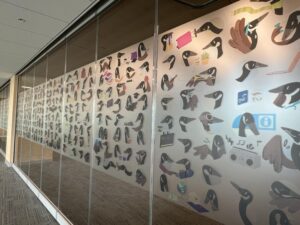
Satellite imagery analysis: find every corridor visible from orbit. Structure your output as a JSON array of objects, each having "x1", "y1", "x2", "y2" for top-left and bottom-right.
[{"x1": 0, "y1": 155, "x2": 57, "y2": 225}]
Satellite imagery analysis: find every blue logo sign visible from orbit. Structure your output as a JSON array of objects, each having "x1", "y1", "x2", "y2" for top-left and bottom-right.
[
  {"x1": 238, "y1": 90, "x2": 248, "y2": 105},
  {"x1": 232, "y1": 113, "x2": 276, "y2": 131}
]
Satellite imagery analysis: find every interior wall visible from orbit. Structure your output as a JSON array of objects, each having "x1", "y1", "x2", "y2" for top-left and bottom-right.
[{"x1": 12, "y1": 0, "x2": 300, "y2": 225}]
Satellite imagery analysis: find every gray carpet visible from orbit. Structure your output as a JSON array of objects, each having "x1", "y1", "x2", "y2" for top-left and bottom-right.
[{"x1": 0, "y1": 155, "x2": 58, "y2": 225}]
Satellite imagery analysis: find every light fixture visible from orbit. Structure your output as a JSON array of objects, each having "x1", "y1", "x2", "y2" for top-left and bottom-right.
[
  {"x1": 17, "y1": 18, "x2": 26, "y2": 23},
  {"x1": 21, "y1": 86, "x2": 31, "y2": 89}
]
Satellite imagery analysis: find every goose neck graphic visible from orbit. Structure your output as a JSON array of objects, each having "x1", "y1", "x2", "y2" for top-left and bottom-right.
[{"x1": 231, "y1": 182, "x2": 253, "y2": 225}]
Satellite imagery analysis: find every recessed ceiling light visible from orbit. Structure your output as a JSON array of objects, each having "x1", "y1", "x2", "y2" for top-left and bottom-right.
[{"x1": 17, "y1": 18, "x2": 26, "y2": 23}]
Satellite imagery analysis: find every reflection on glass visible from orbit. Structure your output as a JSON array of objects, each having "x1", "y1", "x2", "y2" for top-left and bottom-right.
[
  {"x1": 41, "y1": 149, "x2": 61, "y2": 206},
  {"x1": 28, "y1": 58, "x2": 47, "y2": 188},
  {"x1": 90, "y1": 1, "x2": 154, "y2": 224},
  {"x1": 20, "y1": 70, "x2": 35, "y2": 176},
  {"x1": 0, "y1": 84, "x2": 9, "y2": 153},
  {"x1": 58, "y1": 20, "x2": 96, "y2": 225}
]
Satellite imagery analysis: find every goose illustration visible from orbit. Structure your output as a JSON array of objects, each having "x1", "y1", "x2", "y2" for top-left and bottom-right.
[
  {"x1": 160, "y1": 174, "x2": 169, "y2": 192},
  {"x1": 161, "y1": 97, "x2": 173, "y2": 110},
  {"x1": 180, "y1": 89, "x2": 198, "y2": 110},
  {"x1": 269, "y1": 209, "x2": 291, "y2": 225},
  {"x1": 125, "y1": 95, "x2": 137, "y2": 111},
  {"x1": 194, "y1": 135, "x2": 226, "y2": 160},
  {"x1": 270, "y1": 181, "x2": 300, "y2": 213},
  {"x1": 182, "y1": 50, "x2": 198, "y2": 66},
  {"x1": 202, "y1": 165, "x2": 221, "y2": 185},
  {"x1": 135, "y1": 150, "x2": 146, "y2": 166},
  {"x1": 272, "y1": 10, "x2": 300, "y2": 45},
  {"x1": 194, "y1": 21, "x2": 223, "y2": 37},
  {"x1": 186, "y1": 67, "x2": 217, "y2": 87},
  {"x1": 161, "y1": 74, "x2": 177, "y2": 91},
  {"x1": 229, "y1": 13, "x2": 268, "y2": 53},
  {"x1": 161, "y1": 32, "x2": 173, "y2": 51},
  {"x1": 138, "y1": 94, "x2": 147, "y2": 110},
  {"x1": 140, "y1": 61, "x2": 149, "y2": 72},
  {"x1": 203, "y1": 37, "x2": 223, "y2": 58},
  {"x1": 177, "y1": 138, "x2": 192, "y2": 153},
  {"x1": 204, "y1": 189, "x2": 219, "y2": 211},
  {"x1": 161, "y1": 115, "x2": 173, "y2": 129},
  {"x1": 282, "y1": 127, "x2": 300, "y2": 170},
  {"x1": 269, "y1": 82, "x2": 300, "y2": 108},
  {"x1": 282, "y1": 127, "x2": 300, "y2": 143},
  {"x1": 113, "y1": 98, "x2": 121, "y2": 114},
  {"x1": 238, "y1": 112, "x2": 259, "y2": 137},
  {"x1": 272, "y1": 181, "x2": 300, "y2": 200},
  {"x1": 126, "y1": 67, "x2": 135, "y2": 79},
  {"x1": 116, "y1": 83, "x2": 126, "y2": 97},
  {"x1": 231, "y1": 182, "x2": 253, "y2": 225},
  {"x1": 176, "y1": 158, "x2": 194, "y2": 179},
  {"x1": 137, "y1": 130, "x2": 144, "y2": 145},
  {"x1": 133, "y1": 113, "x2": 144, "y2": 132},
  {"x1": 117, "y1": 52, "x2": 125, "y2": 67},
  {"x1": 163, "y1": 55, "x2": 176, "y2": 69},
  {"x1": 204, "y1": 91, "x2": 223, "y2": 109},
  {"x1": 99, "y1": 56, "x2": 112, "y2": 72},
  {"x1": 179, "y1": 116, "x2": 196, "y2": 132},
  {"x1": 199, "y1": 112, "x2": 223, "y2": 132},
  {"x1": 236, "y1": 61, "x2": 268, "y2": 82},
  {"x1": 263, "y1": 135, "x2": 296, "y2": 172},
  {"x1": 138, "y1": 42, "x2": 148, "y2": 61},
  {"x1": 159, "y1": 153, "x2": 176, "y2": 176}
]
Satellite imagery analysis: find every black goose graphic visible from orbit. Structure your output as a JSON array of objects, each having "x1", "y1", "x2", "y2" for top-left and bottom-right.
[
  {"x1": 271, "y1": 181, "x2": 300, "y2": 200},
  {"x1": 282, "y1": 127, "x2": 300, "y2": 170},
  {"x1": 126, "y1": 67, "x2": 135, "y2": 79},
  {"x1": 161, "y1": 74, "x2": 177, "y2": 91},
  {"x1": 161, "y1": 115, "x2": 173, "y2": 129},
  {"x1": 194, "y1": 21, "x2": 223, "y2": 37},
  {"x1": 246, "y1": 13, "x2": 269, "y2": 50},
  {"x1": 126, "y1": 95, "x2": 137, "y2": 111},
  {"x1": 140, "y1": 61, "x2": 149, "y2": 72},
  {"x1": 231, "y1": 182, "x2": 253, "y2": 225},
  {"x1": 204, "y1": 189, "x2": 219, "y2": 211},
  {"x1": 182, "y1": 50, "x2": 197, "y2": 66},
  {"x1": 178, "y1": 138, "x2": 192, "y2": 153},
  {"x1": 138, "y1": 42, "x2": 148, "y2": 61},
  {"x1": 133, "y1": 113, "x2": 144, "y2": 132},
  {"x1": 203, "y1": 37, "x2": 223, "y2": 58},
  {"x1": 269, "y1": 82, "x2": 300, "y2": 108},
  {"x1": 282, "y1": 127, "x2": 300, "y2": 143},
  {"x1": 272, "y1": 11, "x2": 300, "y2": 45},
  {"x1": 117, "y1": 52, "x2": 125, "y2": 67},
  {"x1": 113, "y1": 99, "x2": 121, "y2": 114},
  {"x1": 204, "y1": 91, "x2": 223, "y2": 109},
  {"x1": 99, "y1": 56, "x2": 112, "y2": 72},
  {"x1": 161, "y1": 97, "x2": 173, "y2": 110},
  {"x1": 160, "y1": 174, "x2": 168, "y2": 192},
  {"x1": 194, "y1": 135, "x2": 226, "y2": 160},
  {"x1": 269, "y1": 209, "x2": 291, "y2": 225},
  {"x1": 180, "y1": 89, "x2": 198, "y2": 110},
  {"x1": 202, "y1": 165, "x2": 221, "y2": 185},
  {"x1": 238, "y1": 112, "x2": 259, "y2": 137},
  {"x1": 199, "y1": 112, "x2": 223, "y2": 132},
  {"x1": 263, "y1": 135, "x2": 297, "y2": 172},
  {"x1": 186, "y1": 67, "x2": 217, "y2": 87},
  {"x1": 161, "y1": 32, "x2": 173, "y2": 51},
  {"x1": 163, "y1": 55, "x2": 176, "y2": 69},
  {"x1": 179, "y1": 116, "x2": 196, "y2": 132},
  {"x1": 236, "y1": 61, "x2": 268, "y2": 82}
]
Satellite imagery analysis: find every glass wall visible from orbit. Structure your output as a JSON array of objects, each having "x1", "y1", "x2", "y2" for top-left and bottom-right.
[
  {"x1": 0, "y1": 83, "x2": 9, "y2": 154},
  {"x1": 13, "y1": 1, "x2": 300, "y2": 225}
]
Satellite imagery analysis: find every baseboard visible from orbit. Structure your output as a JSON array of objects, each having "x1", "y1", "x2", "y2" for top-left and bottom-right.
[{"x1": 12, "y1": 164, "x2": 73, "y2": 225}]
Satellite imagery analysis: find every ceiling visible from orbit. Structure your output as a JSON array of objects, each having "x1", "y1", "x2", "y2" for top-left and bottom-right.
[{"x1": 0, "y1": 0, "x2": 96, "y2": 87}]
